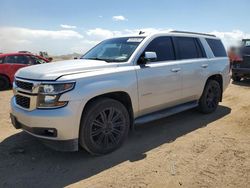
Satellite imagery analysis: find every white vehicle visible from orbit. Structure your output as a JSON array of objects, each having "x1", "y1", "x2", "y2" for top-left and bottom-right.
[{"x1": 10, "y1": 31, "x2": 230, "y2": 155}]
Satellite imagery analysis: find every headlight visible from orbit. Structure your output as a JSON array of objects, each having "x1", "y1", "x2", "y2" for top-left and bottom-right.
[
  {"x1": 39, "y1": 82, "x2": 75, "y2": 94},
  {"x1": 37, "y1": 82, "x2": 75, "y2": 108}
]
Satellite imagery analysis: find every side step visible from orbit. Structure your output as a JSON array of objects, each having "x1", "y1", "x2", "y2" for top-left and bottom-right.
[{"x1": 134, "y1": 101, "x2": 198, "y2": 125}]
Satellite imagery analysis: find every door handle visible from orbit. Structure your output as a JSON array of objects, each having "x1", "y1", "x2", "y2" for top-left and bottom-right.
[
  {"x1": 171, "y1": 68, "x2": 181, "y2": 72},
  {"x1": 201, "y1": 64, "x2": 208, "y2": 68}
]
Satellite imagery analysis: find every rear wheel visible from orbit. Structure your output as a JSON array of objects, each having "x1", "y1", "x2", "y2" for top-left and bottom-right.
[
  {"x1": 198, "y1": 80, "x2": 221, "y2": 114},
  {"x1": 232, "y1": 75, "x2": 241, "y2": 82},
  {"x1": 79, "y1": 98, "x2": 130, "y2": 155},
  {"x1": 0, "y1": 76, "x2": 10, "y2": 90}
]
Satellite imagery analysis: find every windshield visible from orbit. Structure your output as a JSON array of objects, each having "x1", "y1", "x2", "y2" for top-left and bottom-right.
[{"x1": 81, "y1": 37, "x2": 144, "y2": 62}]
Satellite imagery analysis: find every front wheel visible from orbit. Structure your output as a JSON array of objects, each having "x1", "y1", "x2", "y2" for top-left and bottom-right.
[
  {"x1": 79, "y1": 98, "x2": 130, "y2": 155},
  {"x1": 198, "y1": 80, "x2": 221, "y2": 114}
]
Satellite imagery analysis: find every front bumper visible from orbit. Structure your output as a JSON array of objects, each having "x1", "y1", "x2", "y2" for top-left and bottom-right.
[
  {"x1": 232, "y1": 68, "x2": 250, "y2": 77},
  {"x1": 10, "y1": 97, "x2": 82, "y2": 151}
]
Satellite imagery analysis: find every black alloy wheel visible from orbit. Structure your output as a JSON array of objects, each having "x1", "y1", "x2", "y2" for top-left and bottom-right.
[
  {"x1": 198, "y1": 80, "x2": 221, "y2": 113},
  {"x1": 80, "y1": 98, "x2": 130, "y2": 155}
]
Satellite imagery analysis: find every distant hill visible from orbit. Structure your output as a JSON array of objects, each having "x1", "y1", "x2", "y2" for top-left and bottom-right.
[{"x1": 51, "y1": 53, "x2": 82, "y2": 61}]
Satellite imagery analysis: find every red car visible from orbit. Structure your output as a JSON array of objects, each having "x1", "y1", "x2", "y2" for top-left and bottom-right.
[{"x1": 0, "y1": 53, "x2": 50, "y2": 90}]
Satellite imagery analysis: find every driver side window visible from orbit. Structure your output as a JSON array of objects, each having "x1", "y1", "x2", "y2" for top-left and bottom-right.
[
  {"x1": 16, "y1": 55, "x2": 30, "y2": 64},
  {"x1": 143, "y1": 36, "x2": 176, "y2": 62}
]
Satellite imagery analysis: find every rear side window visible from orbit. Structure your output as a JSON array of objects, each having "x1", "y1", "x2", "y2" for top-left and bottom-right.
[
  {"x1": 0, "y1": 57, "x2": 3, "y2": 64},
  {"x1": 144, "y1": 36, "x2": 175, "y2": 61},
  {"x1": 206, "y1": 38, "x2": 227, "y2": 57},
  {"x1": 174, "y1": 37, "x2": 205, "y2": 59},
  {"x1": 16, "y1": 55, "x2": 30, "y2": 64},
  {"x1": 4, "y1": 56, "x2": 17, "y2": 64},
  {"x1": 4, "y1": 55, "x2": 30, "y2": 64}
]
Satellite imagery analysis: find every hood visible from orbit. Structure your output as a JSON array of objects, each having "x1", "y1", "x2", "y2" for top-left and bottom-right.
[{"x1": 16, "y1": 59, "x2": 119, "y2": 80}]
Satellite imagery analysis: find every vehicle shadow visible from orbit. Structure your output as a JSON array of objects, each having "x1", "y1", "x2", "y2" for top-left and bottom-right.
[
  {"x1": 0, "y1": 105, "x2": 231, "y2": 187},
  {"x1": 232, "y1": 78, "x2": 250, "y2": 87},
  {"x1": 0, "y1": 87, "x2": 12, "y2": 92}
]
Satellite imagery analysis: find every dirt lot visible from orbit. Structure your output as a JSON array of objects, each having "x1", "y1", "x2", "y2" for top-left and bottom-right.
[{"x1": 0, "y1": 80, "x2": 250, "y2": 188}]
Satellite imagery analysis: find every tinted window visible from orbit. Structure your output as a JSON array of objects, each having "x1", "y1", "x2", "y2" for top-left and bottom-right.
[
  {"x1": 30, "y1": 56, "x2": 47, "y2": 64},
  {"x1": 16, "y1": 55, "x2": 30, "y2": 64},
  {"x1": 243, "y1": 40, "x2": 250, "y2": 47},
  {"x1": 206, "y1": 38, "x2": 227, "y2": 57},
  {"x1": 4, "y1": 56, "x2": 16, "y2": 64},
  {"x1": 174, "y1": 37, "x2": 204, "y2": 59},
  {"x1": 144, "y1": 36, "x2": 175, "y2": 61},
  {"x1": 4, "y1": 55, "x2": 30, "y2": 64},
  {"x1": 0, "y1": 57, "x2": 3, "y2": 64}
]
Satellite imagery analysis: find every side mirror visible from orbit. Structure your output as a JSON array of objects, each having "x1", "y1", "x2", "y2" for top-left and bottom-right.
[
  {"x1": 145, "y1": 51, "x2": 157, "y2": 61},
  {"x1": 48, "y1": 57, "x2": 53, "y2": 62},
  {"x1": 138, "y1": 51, "x2": 157, "y2": 64}
]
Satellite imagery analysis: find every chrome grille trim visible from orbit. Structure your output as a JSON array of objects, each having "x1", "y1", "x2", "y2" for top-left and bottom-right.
[
  {"x1": 15, "y1": 80, "x2": 33, "y2": 91},
  {"x1": 13, "y1": 78, "x2": 41, "y2": 111},
  {"x1": 14, "y1": 78, "x2": 41, "y2": 94}
]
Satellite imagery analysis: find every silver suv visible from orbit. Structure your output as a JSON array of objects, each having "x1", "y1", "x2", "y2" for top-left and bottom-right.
[{"x1": 10, "y1": 31, "x2": 230, "y2": 155}]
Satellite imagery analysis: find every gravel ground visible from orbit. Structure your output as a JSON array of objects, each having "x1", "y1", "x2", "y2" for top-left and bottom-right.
[{"x1": 0, "y1": 80, "x2": 250, "y2": 188}]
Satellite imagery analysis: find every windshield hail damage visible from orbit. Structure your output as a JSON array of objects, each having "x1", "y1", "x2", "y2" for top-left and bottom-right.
[{"x1": 81, "y1": 37, "x2": 145, "y2": 62}]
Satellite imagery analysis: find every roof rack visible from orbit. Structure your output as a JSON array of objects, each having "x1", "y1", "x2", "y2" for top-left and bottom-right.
[{"x1": 170, "y1": 30, "x2": 216, "y2": 37}]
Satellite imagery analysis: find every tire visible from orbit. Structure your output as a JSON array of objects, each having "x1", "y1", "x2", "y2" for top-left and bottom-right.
[
  {"x1": 79, "y1": 98, "x2": 130, "y2": 155},
  {"x1": 232, "y1": 75, "x2": 241, "y2": 82},
  {"x1": 198, "y1": 80, "x2": 221, "y2": 114},
  {"x1": 0, "y1": 76, "x2": 10, "y2": 91}
]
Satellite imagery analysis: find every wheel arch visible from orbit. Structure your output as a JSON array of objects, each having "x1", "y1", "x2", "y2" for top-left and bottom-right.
[
  {"x1": 0, "y1": 73, "x2": 11, "y2": 88},
  {"x1": 80, "y1": 91, "x2": 134, "y2": 131},
  {"x1": 204, "y1": 74, "x2": 223, "y2": 101},
  {"x1": 0, "y1": 73, "x2": 10, "y2": 81}
]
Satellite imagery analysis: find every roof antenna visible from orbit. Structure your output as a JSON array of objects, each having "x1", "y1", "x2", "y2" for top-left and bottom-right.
[{"x1": 139, "y1": 31, "x2": 145, "y2": 35}]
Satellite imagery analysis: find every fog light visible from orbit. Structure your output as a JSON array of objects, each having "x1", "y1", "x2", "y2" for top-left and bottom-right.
[{"x1": 47, "y1": 129, "x2": 54, "y2": 134}]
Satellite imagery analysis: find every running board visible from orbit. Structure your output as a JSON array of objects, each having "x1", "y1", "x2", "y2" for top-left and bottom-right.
[{"x1": 134, "y1": 101, "x2": 198, "y2": 125}]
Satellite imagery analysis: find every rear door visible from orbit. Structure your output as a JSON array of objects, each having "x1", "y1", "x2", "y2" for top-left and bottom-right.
[
  {"x1": 136, "y1": 36, "x2": 182, "y2": 115},
  {"x1": 241, "y1": 46, "x2": 250, "y2": 68},
  {"x1": 4, "y1": 55, "x2": 30, "y2": 82},
  {"x1": 173, "y1": 37, "x2": 208, "y2": 102}
]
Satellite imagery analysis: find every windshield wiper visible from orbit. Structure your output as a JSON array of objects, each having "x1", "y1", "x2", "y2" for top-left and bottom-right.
[
  {"x1": 82, "y1": 57, "x2": 126, "y2": 63},
  {"x1": 82, "y1": 57, "x2": 109, "y2": 62}
]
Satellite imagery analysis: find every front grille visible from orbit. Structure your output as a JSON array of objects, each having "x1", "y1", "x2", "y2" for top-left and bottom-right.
[
  {"x1": 15, "y1": 80, "x2": 33, "y2": 91},
  {"x1": 16, "y1": 95, "x2": 30, "y2": 109}
]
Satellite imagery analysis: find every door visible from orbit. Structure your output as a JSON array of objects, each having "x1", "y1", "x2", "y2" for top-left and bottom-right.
[
  {"x1": 4, "y1": 55, "x2": 30, "y2": 82},
  {"x1": 136, "y1": 36, "x2": 182, "y2": 116},
  {"x1": 173, "y1": 37, "x2": 208, "y2": 101}
]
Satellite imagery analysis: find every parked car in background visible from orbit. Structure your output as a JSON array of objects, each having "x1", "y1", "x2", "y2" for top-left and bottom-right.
[
  {"x1": 231, "y1": 39, "x2": 250, "y2": 81},
  {"x1": 0, "y1": 53, "x2": 50, "y2": 90}
]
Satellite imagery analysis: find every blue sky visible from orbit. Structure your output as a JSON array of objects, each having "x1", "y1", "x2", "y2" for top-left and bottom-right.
[{"x1": 0, "y1": 0, "x2": 249, "y2": 55}]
